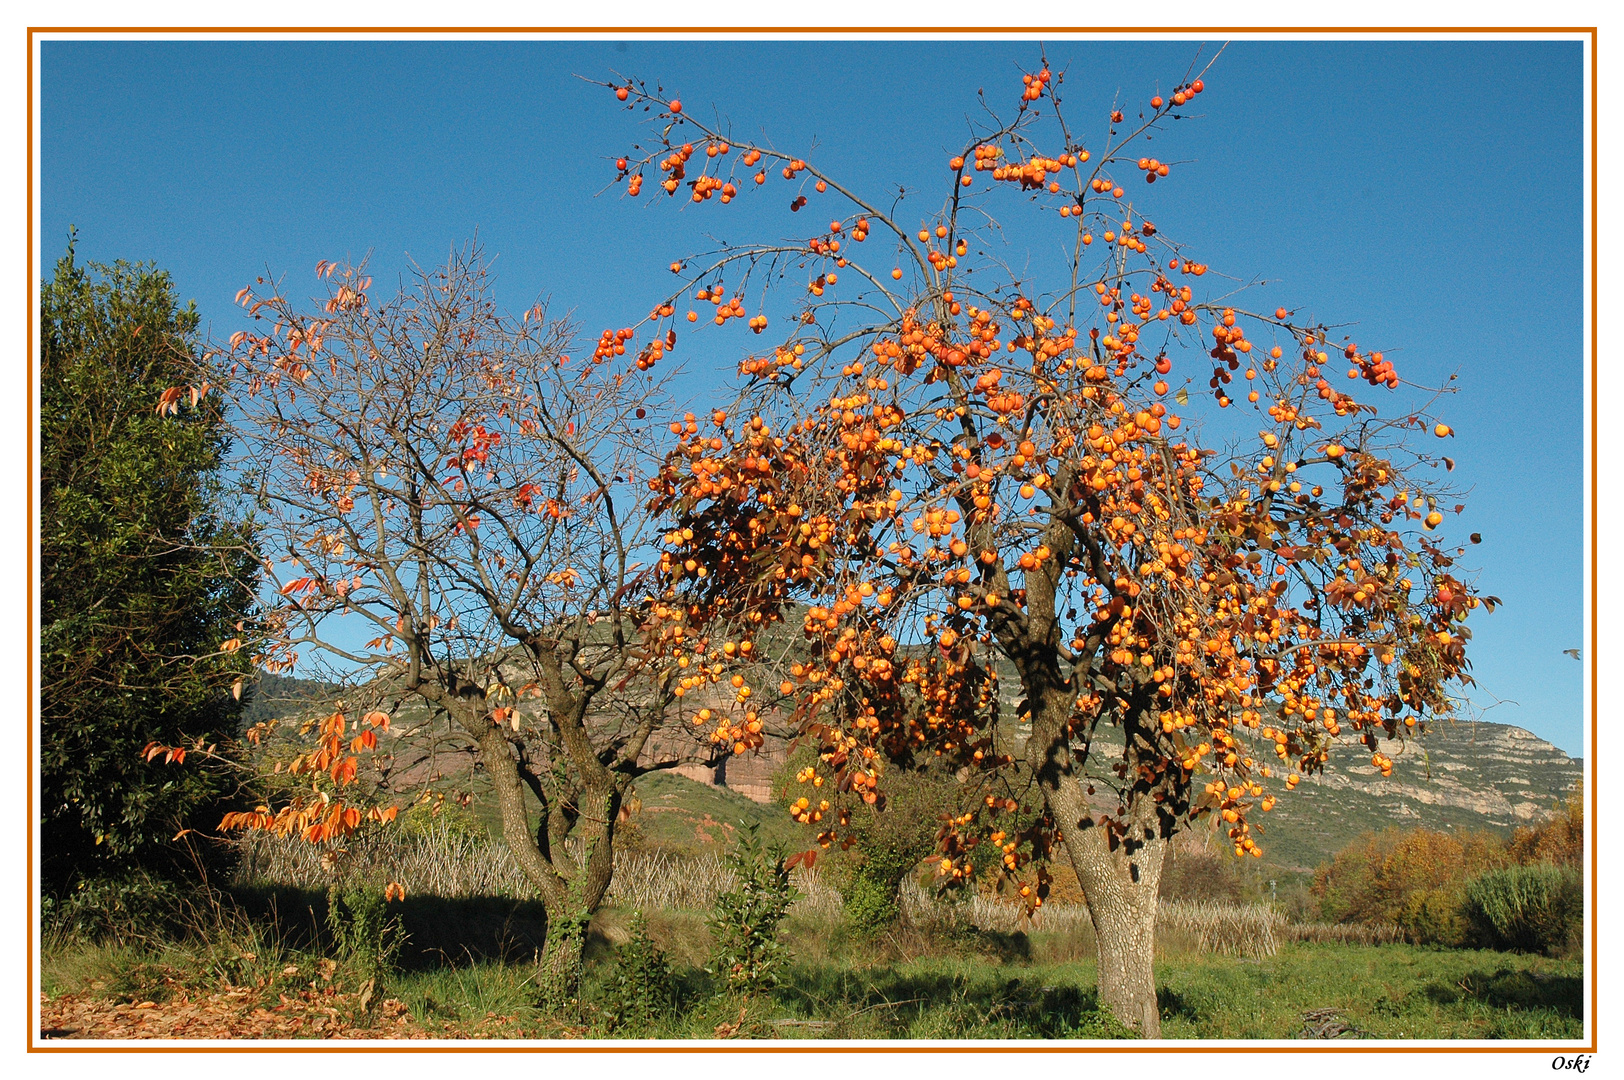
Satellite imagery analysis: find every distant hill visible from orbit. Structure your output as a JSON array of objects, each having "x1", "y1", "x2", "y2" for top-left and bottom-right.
[
  {"x1": 1251, "y1": 720, "x2": 1582, "y2": 879},
  {"x1": 619, "y1": 770, "x2": 800, "y2": 857},
  {"x1": 238, "y1": 672, "x2": 343, "y2": 728},
  {"x1": 240, "y1": 668, "x2": 1581, "y2": 884}
]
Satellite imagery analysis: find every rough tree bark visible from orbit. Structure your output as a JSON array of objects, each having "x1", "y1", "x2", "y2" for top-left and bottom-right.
[{"x1": 1024, "y1": 665, "x2": 1167, "y2": 1038}]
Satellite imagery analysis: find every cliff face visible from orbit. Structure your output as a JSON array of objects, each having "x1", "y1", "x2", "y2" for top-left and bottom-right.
[
  {"x1": 670, "y1": 742, "x2": 788, "y2": 805},
  {"x1": 1305, "y1": 723, "x2": 1580, "y2": 821},
  {"x1": 1256, "y1": 720, "x2": 1582, "y2": 875},
  {"x1": 250, "y1": 674, "x2": 1583, "y2": 879}
]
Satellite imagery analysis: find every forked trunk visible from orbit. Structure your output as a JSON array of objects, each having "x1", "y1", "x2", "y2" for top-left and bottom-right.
[{"x1": 473, "y1": 712, "x2": 618, "y2": 1015}]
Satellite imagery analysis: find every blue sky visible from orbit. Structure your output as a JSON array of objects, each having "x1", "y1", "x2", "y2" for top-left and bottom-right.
[{"x1": 39, "y1": 37, "x2": 1586, "y2": 755}]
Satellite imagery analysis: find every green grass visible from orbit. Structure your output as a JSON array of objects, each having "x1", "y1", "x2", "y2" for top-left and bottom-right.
[
  {"x1": 1154, "y1": 943, "x2": 1581, "y2": 1040},
  {"x1": 43, "y1": 905, "x2": 1583, "y2": 1041}
]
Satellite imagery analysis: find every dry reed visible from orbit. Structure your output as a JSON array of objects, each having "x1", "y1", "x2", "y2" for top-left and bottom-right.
[
  {"x1": 1283, "y1": 921, "x2": 1408, "y2": 946},
  {"x1": 231, "y1": 828, "x2": 842, "y2": 916},
  {"x1": 233, "y1": 829, "x2": 1390, "y2": 956}
]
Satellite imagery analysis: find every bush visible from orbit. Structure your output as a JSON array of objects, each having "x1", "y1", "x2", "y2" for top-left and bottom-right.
[
  {"x1": 43, "y1": 869, "x2": 183, "y2": 946},
  {"x1": 1463, "y1": 864, "x2": 1581, "y2": 954},
  {"x1": 603, "y1": 911, "x2": 677, "y2": 1030},
  {"x1": 1312, "y1": 827, "x2": 1505, "y2": 926},
  {"x1": 706, "y1": 823, "x2": 797, "y2": 993},
  {"x1": 397, "y1": 798, "x2": 490, "y2": 842},
  {"x1": 1159, "y1": 830, "x2": 1250, "y2": 904},
  {"x1": 1312, "y1": 808, "x2": 1587, "y2": 951},
  {"x1": 1395, "y1": 886, "x2": 1470, "y2": 947},
  {"x1": 843, "y1": 873, "x2": 904, "y2": 936},
  {"x1": 325, "y1": 883, "x2": 405, "y2": 984},
  {"x1": 827, "y1": 761, "x2": 966, "y2": 934},
  {"x1": 40, "y1": 239, "x2": 258, "y2": 886},
  {"x1": 1508, "y1": 784, "x2": 1584, "y2": 868}
]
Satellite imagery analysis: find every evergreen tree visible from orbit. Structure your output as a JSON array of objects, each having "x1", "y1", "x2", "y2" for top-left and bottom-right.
[{"x1": 39, "y1": 234, "x2": 257, "y2": 886}]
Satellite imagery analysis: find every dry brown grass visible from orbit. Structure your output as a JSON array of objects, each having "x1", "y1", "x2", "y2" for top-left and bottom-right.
[
  {"x1": 234, "y1": 831, "x2": 1390, "y2": 957},
  {"x1": 608, "y1": 850, "x2": 844, "y2": 919},
  {"x1": 1156, "y1": 900, "x2": 1282, "y2": 957},
  {"x1": 1283, "y1": 920, "x2": 1407, "y2": 946},
  {"x1": 231, "y1": 829, "x2": 842, "y2": 917},
  {"x1": 231, "y1": 823, "x2": 532, "y2": 899},
  {"x1": 930, "y1": 886, "x2": 1286, "y2": 958}
]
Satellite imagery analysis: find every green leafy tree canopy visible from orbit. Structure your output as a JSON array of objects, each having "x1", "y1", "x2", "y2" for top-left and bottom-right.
[{"x1": 40, "y1": 234, "x2": 258, "y2": 885}]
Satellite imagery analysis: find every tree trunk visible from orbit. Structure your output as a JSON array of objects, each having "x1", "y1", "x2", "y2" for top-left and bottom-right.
[
  {"x1": 1065, "y1": 810, "x2": 1165, "y2": 1038},
  {"x1": 1021, "y1": 656, "x2": 1167, "y2": 1038},
  {"x1": 470, "y1": 711, "x2": 617, "y2": 1015},
  {"x1": 1042, "y1": 771, "x2": 1167, "y2": 1038},
  {"x1": 538, "y1": 906, "x2": 590, "y2": 1015}
]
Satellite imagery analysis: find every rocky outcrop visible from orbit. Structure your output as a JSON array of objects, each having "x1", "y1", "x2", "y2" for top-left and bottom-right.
[
  {"x1": 1302, "y1": 721, "x2": 1582, "y2": 825},
  {"x1": 1259, "y1": 720, "x2": 1582, "y2": 874}
]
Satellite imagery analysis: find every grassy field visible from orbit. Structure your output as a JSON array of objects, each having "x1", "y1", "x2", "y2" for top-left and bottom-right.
[
  {"x1": 41, "y1": 913, "x2": 1581, "y2": 1041},
  {"x1": 38, "y1": 775, "x2": 1583, "y2": 1042}
]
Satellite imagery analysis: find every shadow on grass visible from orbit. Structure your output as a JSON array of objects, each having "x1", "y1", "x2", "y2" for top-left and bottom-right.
[
  {"x1": 769, "y1": 966, "x2": 1134, "y2": 1038},
  {"x1": 227, "y1": 885, "x2": 548, "y2": 969},
  {"x1": 1423, "y1": 968, "x2": 1584, "y2": 1019},
  {"x1": 1157, "y1": 985, "x2": 1199, "y2": 1024}
]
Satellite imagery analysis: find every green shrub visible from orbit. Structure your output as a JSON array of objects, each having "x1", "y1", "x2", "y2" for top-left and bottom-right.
[
  {"x1": 325, "y1": 883, "x2": 405, "y2": 983},
  {"x1": 789, "y1": 758, "x2": 960, "y2": 935},
  {"x1": 1312, "y1": 826, "x2": 1506, "y2": 926},
  {"x1": 706, "y1": 823, "x2": 797, "y2": 993},
  {"x1": 397, "y1": 798, "x2": 488, "y2": 842},
  {"x1": 40, "y1": 241, "x2": 258, "y2": 887},
  {"x1": 1463, "y1": 864, "x2": 1581, "y2": 954},
  {"x1": 1045, "y1": 1004, "x2": 1139, "y2": 1040},
  {"x1": 1396, "y1": 886, "x2": 1469, "y2": 947},
  {"x1": 603, "y1": 911, "x2": 677, "y2": 1031},
  {"x1": 43, "y1": 870, "x2": 182, "y2": 945},
  {"x1": 843, "y1": 872, "x2": 903, "y2": 936}
]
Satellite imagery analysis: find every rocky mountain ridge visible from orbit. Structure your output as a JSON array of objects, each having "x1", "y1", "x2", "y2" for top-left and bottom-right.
[
  {"x1": 1256, "y1": 719, "x2": 1582, "y2": 876},
  {"x1": 245, "y1": 674, "x2": 1581, "y2": 879}
]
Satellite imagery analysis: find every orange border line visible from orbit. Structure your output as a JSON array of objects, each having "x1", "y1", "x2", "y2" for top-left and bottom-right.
[
  {"x1": 26, "y1": 24, "x2": 35, "y2": 1055},
  {"x1": 25, "y1": 25, "x2": 1599, "y2": 1055},
  {"x1": 1588, "y1": 21, "x2": 1599, "y2": 1054},
  {"x1": 21, "y1": 24, "x2": 1605, "y2": 33}
]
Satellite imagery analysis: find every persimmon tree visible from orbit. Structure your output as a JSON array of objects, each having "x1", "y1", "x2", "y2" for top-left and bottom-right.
[
  {"x1": 194, "y1": 246, "x2": 700, "y2": 1007},
  {"x1": 601, "y1": 60, "x2": 1486, "y2": 1035}
]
